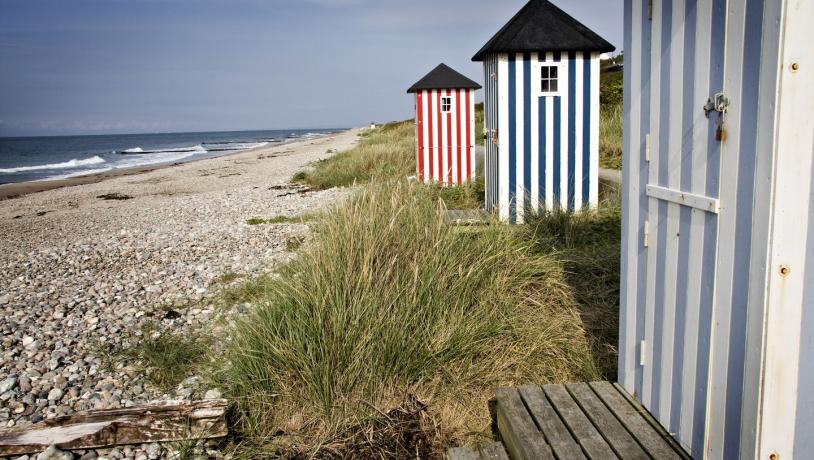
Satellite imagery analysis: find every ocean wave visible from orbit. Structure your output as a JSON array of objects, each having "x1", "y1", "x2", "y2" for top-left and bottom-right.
[
  {"x1": 119, "y1": 145, "x2": 207, "y2": 155},
  {"x1": 0, "y1": 156, "x2": 106, "y2": 174}
]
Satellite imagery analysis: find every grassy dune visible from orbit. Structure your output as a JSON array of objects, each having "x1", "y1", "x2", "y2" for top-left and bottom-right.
[
  {"x1": 215, "y1": 102, "x2": 621, "y2": 456},
  {"x1": 219, "y1": 182, "x2": 598, "y2": 457}
]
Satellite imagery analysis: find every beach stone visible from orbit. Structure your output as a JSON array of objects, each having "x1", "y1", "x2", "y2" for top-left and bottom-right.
[
  {"x1": 144, "y1": 444, "x2": 161, "y2": 460},
  {"x1": 79, "y1": 453, "x2": 97, "y2": 460},
  {"x1": 203, "y1": 389, "x2": 222, "y2": 400},
  {"x1": 0, "y1": 376, "x2": 17, "y2": 393},
  {"x1": 36, "y1": 444, "x2": 74, "y2": 460},
  {"x1": 47, "y1": 388, "x2": 64, "y2": 401}
]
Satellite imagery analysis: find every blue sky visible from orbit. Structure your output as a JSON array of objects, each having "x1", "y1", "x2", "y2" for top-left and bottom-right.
[{"x1": 0, "y1": 0, "x2": 623, "y2": 137}]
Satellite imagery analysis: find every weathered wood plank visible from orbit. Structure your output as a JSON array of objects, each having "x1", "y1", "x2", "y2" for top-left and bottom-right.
[
  {"x1": 517, "y1": 385, "x2": 586, "y2": 460},
  {"x1": 0, "y1": 400, "x2": 228, "y2": 456},
  {"x1": 495, "y1": 387, "x2": 553, "y2": 460},
  {"x1": 590, "y1": 382, "x2": 683, "y2": 459},
  {"x1": 542, "y1": 384, "x2": 618, "y2": 460},
  {"x1": 611, "y1": 383, "x2": 692, "y2": 459},
  {"x1": 447, "y1": 446, "x2": 482, "y2": 460},
  {"x1": 446, "y1": 209, "x2": 490, "y2": 225},
  {"x1": 477, "y1": 441, "x2": 510, "y2": 460},
  {"x1": 566, "y1": 383, "x2": 649, "y2": 459}
]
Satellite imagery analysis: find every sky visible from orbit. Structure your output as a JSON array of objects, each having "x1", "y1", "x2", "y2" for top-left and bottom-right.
[{"x1": 0, "y1": 0, "x2": 623, "y2": 137}]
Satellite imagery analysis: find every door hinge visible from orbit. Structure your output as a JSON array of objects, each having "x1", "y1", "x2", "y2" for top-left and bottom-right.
[
  {"x1": 643, "y1": 220, "x2": 650, "y2": 248},
  {"x1": 639, "y1": 340, "x2": 647, "y2": 366},
  {"x1": 648, "y1": 0, "x2": 653, "y2": 20},
  {"x1": 645, "y1": 134, "x2": 651, "y2": 162}
]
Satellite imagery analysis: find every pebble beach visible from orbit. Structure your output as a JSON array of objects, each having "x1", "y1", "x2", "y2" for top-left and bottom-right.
[{"x1": 0, "y1": 129, "x2": 361, "y2": 459}]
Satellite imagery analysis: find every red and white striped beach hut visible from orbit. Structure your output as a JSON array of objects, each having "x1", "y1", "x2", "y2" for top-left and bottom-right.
[{"x1": 407, "y1": 64, "x2": 481, "y2": 185}]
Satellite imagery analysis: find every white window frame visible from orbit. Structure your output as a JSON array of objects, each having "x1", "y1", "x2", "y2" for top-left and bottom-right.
[
  {"x1": 440, "y1": 95, "x2": 453, "y2": 113},
  {"x1": 536, "y1": 63, "x2": 563, "y2": 97}
]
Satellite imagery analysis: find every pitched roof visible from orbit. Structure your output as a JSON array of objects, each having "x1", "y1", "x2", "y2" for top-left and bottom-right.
[
  {"x1": 472, "y1": 0, "x2": 615, "y2": 61},
  {"x1": 406, "y1": 63, "x2": 482, "y2": 93}
]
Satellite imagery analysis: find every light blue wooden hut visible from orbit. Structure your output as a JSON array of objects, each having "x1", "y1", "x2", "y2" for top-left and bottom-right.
[
  {"x1": 474, "y1": 0, "x2": 614, "y2": 223},
  {"x1": 620, "y1": 0, "x2": 814, "y2": 458}
]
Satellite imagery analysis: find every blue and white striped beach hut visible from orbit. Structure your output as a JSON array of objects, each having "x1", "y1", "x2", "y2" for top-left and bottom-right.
[
  {"x1": 619, "y1": 0, "x2": 814, "y2": 458},
  {"x1": 474, "y1": 0, "x2": 614, "y2": 223}
]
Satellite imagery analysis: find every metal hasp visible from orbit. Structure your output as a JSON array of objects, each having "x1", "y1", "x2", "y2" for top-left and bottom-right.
[{"x1": 703, "y1": 92, "x2": 730, "y2": 118}]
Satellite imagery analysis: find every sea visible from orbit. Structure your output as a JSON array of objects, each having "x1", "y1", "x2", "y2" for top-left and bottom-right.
[{"x1": 0, "y1": 129, "x2": 344, "y2": 185}]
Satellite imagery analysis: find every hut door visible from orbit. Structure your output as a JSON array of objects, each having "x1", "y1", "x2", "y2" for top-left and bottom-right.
[{"x1": 621, "y1": 0, "x2": 726, "y2": 456}]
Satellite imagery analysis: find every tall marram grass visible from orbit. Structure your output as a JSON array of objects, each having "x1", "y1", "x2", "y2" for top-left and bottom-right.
[
  {"x1": 524, "y1": 191, "x2": 622, "y2": 379},
  {"x1": 295, "y1": 120, "x2": 415, "y2": 190},
  {"x1": 600, "y1": 104, "x2": 623, "y2": 170},
  {"x1": 219, "y1": 181, "x2": 599, "y2": 456}
]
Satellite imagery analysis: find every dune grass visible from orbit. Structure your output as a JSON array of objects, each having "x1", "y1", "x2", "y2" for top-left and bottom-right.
[
  {"x1": 599, "y1": 70, "x2": 624, "y2": 170},
  {"x1": 600, "y1": 104, "x2": 623, "y2": 170},
  {"x1": 217, "y1": 181, "x2": 599, "y2": 457},
  {"x1": 294, "y1": 120, "x2": 415, "y2": 190},
  {"x1": 524, "y1": 191, "x2": 622, "y2": 379}
]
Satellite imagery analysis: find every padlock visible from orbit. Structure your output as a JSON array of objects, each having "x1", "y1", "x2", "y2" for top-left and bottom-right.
[{"x1": 716, "y1": 121, "x2": 727, "y2": 142}]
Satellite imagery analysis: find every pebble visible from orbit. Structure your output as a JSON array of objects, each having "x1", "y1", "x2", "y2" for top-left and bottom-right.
[
  {"x1": 0, "y1": 131, "x2": 359, "y2": 459},
  {"x1": 203, "y1": 389, "x2": 222, "y2": 400},
  {"x1": 0, "y1": 377, "x2": 16, "y2": 394},
  {"x1": 36, "y1": 444, "x2": 74, "y2": 460}
]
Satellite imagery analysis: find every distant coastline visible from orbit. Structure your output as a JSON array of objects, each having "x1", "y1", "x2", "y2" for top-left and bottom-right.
[{"x1": 0, "y1": 128, "x2": 350, "y2": 200}]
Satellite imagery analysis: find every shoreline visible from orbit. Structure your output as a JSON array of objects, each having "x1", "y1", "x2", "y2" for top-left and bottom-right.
[
  {"x1": 0, "y1": 132, "x2": 348, "y2": 200},
  {"x1": 0, "y1": 127, "x2": 362, "y2": 444}
]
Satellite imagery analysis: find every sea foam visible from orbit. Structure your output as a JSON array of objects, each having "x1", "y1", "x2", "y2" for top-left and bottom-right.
[{"x1": 0, "y1": 156, "x2": 106, "y2": 174}]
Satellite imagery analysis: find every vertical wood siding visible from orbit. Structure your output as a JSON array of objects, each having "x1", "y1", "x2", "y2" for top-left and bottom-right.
[
  {"x1": 484, "y1": 55, "x2": 500, "y2": 211},
  {"x1": 619, "y1": 0, "x2": 814, "y2": 457},
  {"x1": 414, "y1": 88, "x2": 476, "y2": 185},
  {"x1": 484, "y1": 51, "x2": 599, "y2": 223}
]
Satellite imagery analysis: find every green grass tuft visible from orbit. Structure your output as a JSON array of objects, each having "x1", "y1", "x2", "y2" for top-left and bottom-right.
[
  {"x1": 246, "y1": 214, "x2": 315, "y2": 226},
  {"x1": 127, "y1": 322, "x2": 210, "y2": 391}
]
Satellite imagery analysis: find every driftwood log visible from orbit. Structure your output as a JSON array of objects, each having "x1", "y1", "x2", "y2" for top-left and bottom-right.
[{"x1": 0, "y1": 399, "x2": 228, "y2": 456}]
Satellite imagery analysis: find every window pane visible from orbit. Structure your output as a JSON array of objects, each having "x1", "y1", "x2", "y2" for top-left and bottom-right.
[
  {"x1": 542, "y1": 80, "x2": 550, "y2": 93},
  {"x1": 550, "y1": 80, "x2": 558, "y2": 93},
  {"x1": 541, "y1": 67, "x2": 549, "y2": 79},
  {"x1": 550, "y1": 66, "x2": 558, "y2": 78}
]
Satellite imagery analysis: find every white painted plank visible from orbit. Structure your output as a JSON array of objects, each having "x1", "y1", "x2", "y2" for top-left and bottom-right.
[
  {"x1": 530, "y1": 52, "x2": 540, "y2": 212},
  {"x1": 619, "y1": 0, "x2": 643, "y2": 393},
  {"x1": 642, "y1": 0, "x2": 663, "y2": 412},
  {"x1": 758, "y1": 0, "x2": 814, "y2": 457},
  {"x1": 705, "y1": 0, "x2": 748, "y2": 455},
  {"x1": 498, "y1": 55, "x2": 510, "y2": 221}
]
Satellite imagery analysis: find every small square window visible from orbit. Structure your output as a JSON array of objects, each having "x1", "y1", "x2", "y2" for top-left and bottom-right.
[
  {"x1": 441, "y1": 96, "x2": 452, "y2": 112},
  {"x1": 540, "y1": 64, "x2": 560, "y2": 96}
]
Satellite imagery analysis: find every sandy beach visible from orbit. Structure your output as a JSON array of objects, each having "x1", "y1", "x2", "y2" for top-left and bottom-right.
[{"x1": 0, "y1": 129, "x2": 360, "y2": 457}]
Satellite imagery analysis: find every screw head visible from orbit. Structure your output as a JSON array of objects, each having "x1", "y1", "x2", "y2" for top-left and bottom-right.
[
  {"x1": 780, "y1": 265, "x2": 791, "y2": 277},
  {"x1": 769, "y1": 451, "x2": 779, "y2": 460},
  {"x1": 791, "y1": 62, "x2": 800, "y2": 72}
]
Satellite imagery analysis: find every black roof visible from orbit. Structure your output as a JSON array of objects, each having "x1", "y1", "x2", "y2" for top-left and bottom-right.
[
  {"x1": 407, "y1": 63, "x2": 482, "y2": 93},
  {"x1": 472, "y1": 0, "x2": 615, "y2": 61}
]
